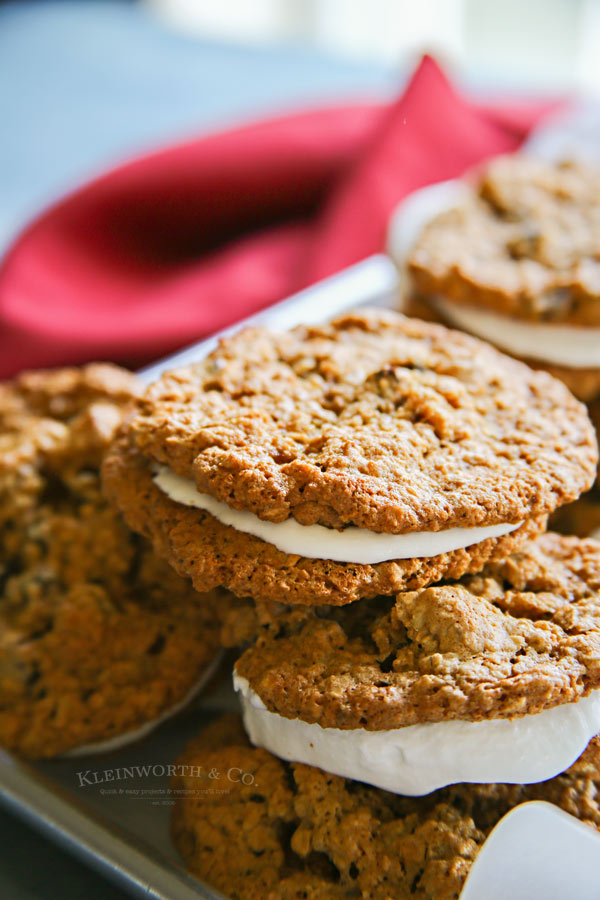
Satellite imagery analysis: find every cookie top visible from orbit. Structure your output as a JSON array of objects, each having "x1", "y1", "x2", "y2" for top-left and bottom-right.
[
  {"x1": 170, "y1": 714, "x2": 600, "y2": 900},
  {"x1": 0, "y1": 365, "x2": 221, "y2": 758},
  {"x1": 103, "y1": 433, "x2": 545, "y2": 606},
  {"x1": 234, "y1": 533, "x2": 600, "y2": 728},
  {"x1": 408, "y1": 156, "x2": 600, "y2": 326},
  {"x1": 127, "y1": 311, "x2": 596, "y2": 534}
]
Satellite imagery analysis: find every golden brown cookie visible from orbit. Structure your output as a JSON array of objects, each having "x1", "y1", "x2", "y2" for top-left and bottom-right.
[
  {"x1": 528, "y1": 363, "x2": 600, "y2": 404},
  {"x1": 126, "y1": 310, "x2": 595, "y2": 531},
  {"x1": 406, "y1": 156, "x2": 600, "y2": 401},
  {"x1": 234, "y1": 532, "x2": 600, "y2": 728},
  {"x1": 103, "y1": 310, "x2": 595, "y2": 605},
  {"x1": 170, "y1": 714, "x2": 600, "y2": 900},
  {"x1": 409, "y1": 156, "x2": 600, "y2": 326},
  {"x1": 0, "y1": 365, "x2": 222, "y2": 759}
]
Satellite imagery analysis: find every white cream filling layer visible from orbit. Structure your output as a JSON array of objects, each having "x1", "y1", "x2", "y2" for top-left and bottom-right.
[
  {"x1": 154, "y1": 466, "x2": 520, "y2": 565},
  {"x1": 234, "y1": 674, "x2": 600, "y2": 795},
  {"x1": 432, "y1": 296, "x2": 600, "y2": 369},
  {"x1": 63, "y1": 653, "x2": 222, "y2": 758}
]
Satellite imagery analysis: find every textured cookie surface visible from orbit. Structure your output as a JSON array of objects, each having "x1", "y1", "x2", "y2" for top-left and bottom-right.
[
  {"x1": 171, "y1": 715, "x2": 600, "y2": 900},
  {"x1": 103, "y1": 435, "x2": 545, "y2": 607},
  {"x1": 0, "y1": 365, "x2": 221, "y2": 758},
  {"x1": 409, "y1": 156, "x2": 600, "y2": 326},
  {"x1": 235, "y1": 533, "x2": 600, "y2": 728},
  {"x1": 403, "y1": 293, "x2": 600, "y2": 403},
  {"x1": 126, "y1": 310, "x2": 596, "y2": 532}
]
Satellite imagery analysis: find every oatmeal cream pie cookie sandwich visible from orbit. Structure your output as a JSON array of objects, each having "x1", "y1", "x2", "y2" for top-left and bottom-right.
[
  {"x1": 407, "y1": 155, "x2": 600, "y2": 402},
  {"x1": 0, "y1": 364, "x2": 223, "y2": 759},
  {"x1": 233, "y1": 533, "x2": 600, "y2": 795},
  {"x1": 103, "y1": 309, "x2": 596, "y2": 607},
  {"x1": 170, "y1": 713, "x2": 600, "y2": 900}
]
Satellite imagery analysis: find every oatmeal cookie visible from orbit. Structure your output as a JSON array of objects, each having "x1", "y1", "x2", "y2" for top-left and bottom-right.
[
  {"x1": 408, "y1": 157, "x2": 600, "y2": 326},
  {"x1": 234, "y1": 533, "x2": 600, "y2": 728},
  {"x1": 103, "y1": 433, "x2": 545, "y2": 606},
  {"x1": 170, "y1": 714, "x2": 600, "y2": 900},
  {"x1": 125, "y1": 310, "x2": 595, "y2": 532},
  {"x1": 405, "y1": 157, "x2": 600, "y2": 402},
  {"x1": 0, "y1": 363, "x2": 140, "y2": 549},
  {"x1": 0, "y1": 365, "x2": 222, "y2": 758}
]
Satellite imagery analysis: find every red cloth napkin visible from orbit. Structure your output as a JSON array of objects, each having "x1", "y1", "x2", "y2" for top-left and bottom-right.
[{"x1": 0, "y1": 57, "x2": 560, "y2": 378}]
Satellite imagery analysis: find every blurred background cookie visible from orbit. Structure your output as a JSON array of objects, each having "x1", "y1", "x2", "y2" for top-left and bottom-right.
[
  {"x1": 0, "y1": 364, "x2": 223, "y2": 758},
  {"x1": 407, "y1": 156, "x2": 600, "y2": 402}
]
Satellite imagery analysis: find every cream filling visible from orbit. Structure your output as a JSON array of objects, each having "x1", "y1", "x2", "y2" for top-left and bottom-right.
[
  {"x1": 63, "y1": 653, "x2": 222, "y2": 757},
  {"x1": 431, "y1": 296, "x2": 600, "y2": 369},
  {"x1": 154, "y1": 466, "x2": 520, "y2": 565},
  {"x1": 234, "y1": 674, "x2": 600, "y2": 796}
]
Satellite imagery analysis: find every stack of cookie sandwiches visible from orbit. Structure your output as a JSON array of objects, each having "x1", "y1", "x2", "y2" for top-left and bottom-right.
[
  {"x1": 0, "y1": 364, "x2": 223, "y2": 758},
  {"x1": 103, "y1": 309, "x2": 600, "y2": 898},
  {"x1": 406, "y1": 155, "x2": 600, "y2": 537}
]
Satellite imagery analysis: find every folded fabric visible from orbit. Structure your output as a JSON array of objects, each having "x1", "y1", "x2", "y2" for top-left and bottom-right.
[{"x1": 0, "y1": 56, "x2": 560, "y2": 377}]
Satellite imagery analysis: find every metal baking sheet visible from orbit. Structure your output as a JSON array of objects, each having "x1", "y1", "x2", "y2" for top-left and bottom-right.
[{"x1": 0, "y1": 253, "x2": 399, "y2": 900}]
